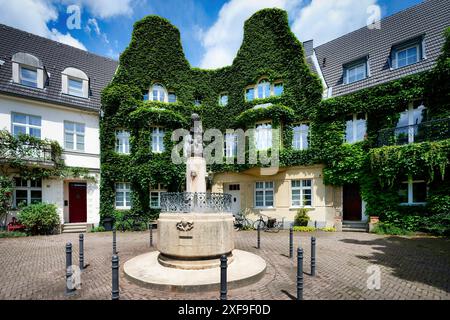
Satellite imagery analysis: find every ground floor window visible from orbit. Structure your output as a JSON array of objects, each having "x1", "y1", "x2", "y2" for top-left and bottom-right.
[
  {"x1": 255, "y1": 181, "x2": 274, "y2": 208},
  {"x1": 150, "y1": 183, "x2": 167, "y2": 208},
  {"x1": 115, "y1": 183, "x2": 131, "y2": 209},
  {"x1": 13, "y1": 178, "x2": 42, "y2": 208},
  {"x1": 291, "y1": 179, "x2": 312, "y2": 207},
  {"x1": 398, "y1": 176, "x2": 427, "y2": 205}
]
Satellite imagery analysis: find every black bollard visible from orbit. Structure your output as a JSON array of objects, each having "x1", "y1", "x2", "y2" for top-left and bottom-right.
[
  {"x1": 112, "y1": 227, "x2": 117, "y2": 255},
  {"x1": 289, "y1": 226, "x2": 293, "y2": 258},
  {"x1": 311, "y1": 237, "x2": 316, "y2": 276},
  {"x1": 257, "y1": 225, "x2": 261, "y2": 249},
  {"x1": 79, "y1": 234, "x2": 84, "y2": 270},
  {"x1": 111, "y1": 255, "x2": 119, "y2": 300},
  {"x1": 220, "y1": 255, "x2": 227, "y2": 300},
  {"x1": 65, "y1": 242, "x2": 76, "y2": 296},
  {"x1": 297, "y1": 247, "x2": 303, "y2": 300},
  {"x1": 149, "y1": 223, "x2": 153, "y2": 247}
]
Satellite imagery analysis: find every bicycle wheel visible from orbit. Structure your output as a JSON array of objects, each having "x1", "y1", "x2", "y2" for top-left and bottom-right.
[{"x1": 253, "y1": 219, "x2": 265, "y2": 230}]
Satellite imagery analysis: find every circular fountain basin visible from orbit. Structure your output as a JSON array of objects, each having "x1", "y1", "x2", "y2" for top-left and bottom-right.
[
  {"x1": 157, "y1": 212, "x2": 234, "y2": 269},
  {"x1": 124, "y1": 249, "x2": 266, "y2": 292}
]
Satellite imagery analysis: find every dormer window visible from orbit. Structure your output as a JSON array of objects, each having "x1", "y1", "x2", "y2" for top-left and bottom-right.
[
  {"x1": 343, "y1": 59, "x2": 368, "y2": 84},
  {"x1": 20, "y1": 66, "x2": 38, "y2": 88},
  {"x1": 257, "y1": 79, "x2": 270, "y2": 99},
  {"x1": 391, "y1": 38, "x2": 424, "y2": 69},
  {"x1": 68, "y1": 78, "x2": 84, "y2": 97},
  {"x1": 12, "y1": 52, "x2": 44, "y2": 89},
  {"x1": 62, "y1": 67, "x2": 89, "y2": 98}
]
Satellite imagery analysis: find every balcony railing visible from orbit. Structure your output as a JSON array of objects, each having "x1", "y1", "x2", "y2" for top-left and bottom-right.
[
  {"x1": 377, "y1": 118, "x2": 450, "y2": 147},
  {"x1": 0, "y1": 141, "x2": 58, "y2": 167}
]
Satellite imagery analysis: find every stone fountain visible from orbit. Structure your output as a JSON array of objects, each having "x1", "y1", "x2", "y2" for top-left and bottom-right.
[{"x1": 124, "y1": 114, "x2": 266, "y2": 292}]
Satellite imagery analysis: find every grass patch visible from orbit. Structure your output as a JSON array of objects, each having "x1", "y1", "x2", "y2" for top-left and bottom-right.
[
  {"x1": 0, "y1": 231, "x2": 28, "y2": 238},
  {"x1": 371, "y1": 222, "x2": 413, "y2": 236}
]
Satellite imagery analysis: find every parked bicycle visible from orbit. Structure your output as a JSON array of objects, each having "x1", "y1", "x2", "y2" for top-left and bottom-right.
[
  {"x1": 233, "y1": 210, "x2": 255, "y2": 231},
  {"x1": 253, "y1": 214, "x2": 284, "y2": 233}
]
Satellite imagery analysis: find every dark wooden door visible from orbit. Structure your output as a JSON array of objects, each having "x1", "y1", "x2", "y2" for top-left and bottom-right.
[
  {"x1": 69, "y1": 183, "x2": 87, "y2": 223},
  {"x1": 343, "y1": 184, "x2": 362, "y2": 221}
]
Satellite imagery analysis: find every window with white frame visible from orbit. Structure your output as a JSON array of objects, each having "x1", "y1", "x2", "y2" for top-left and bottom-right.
[
  {"x1": 257, "y1": 79, "x2": 270, "y2": 99},
  {"x1": 219, "y1": 93, "x2": 228, "y2": 106},
  {"x1": 19, "y1": 66, "x2": 38, "y2": 88},
  {"x1": 115, "y1": 183, "x2": 131, "y2": 209},
  {"x1": 395, "y1": 102, "x2": 427, "y2": 144},
  {"x1": 344, "y1": 61, "x2": 367, "y2": 84},
  {"x1": 64, "y1": 121, "x2": 85, "y2": 151},
  {"x1": 12, "y1": 113, "x2": 41, "y2": 138},
  {"x1": 150, "y1": 183, "x2": 167, "y2": 208},
  {"x1": 398, "y1": 176, "x2": 427, "y2": 205},
  {"x1": 13, "y1": 178, "x2": 42, "y2": 208},
  {"x1": 168, "y1": 92, "x2": 177, "y2": 103},
  {"x1": 393, "y1": 44, "x2": 420, "y2": 69},
  {"x1": 245, "y1": 87, "x2": 255, "y2": 101},
  {"x1": 255, "y1": 181, "x2": 274, "y2": 208},
  {"x1": 68, "y1": 78, "x2": 84, "y2": 97},
  {"x1": 151, "y1": 127, "x2": 165, "y2": 153},
  {"x1": 255, "y1": 122, "x2": 272, "y2": 150},
  {"x1": 345, "y1": 113, "x2": 367, "y2": 143},
  {"x1": 150, "y1": 84, "x2": 167, "y2": 102},
  {"x1": 224, "y1": 133, "x2": 237, "y2": 157},
  {"x1": 274, "y1": 82, "x2": 283, "y2": 96},
  {"x1": 292, "y1": 123, "x2": 309, "y2": 150},
  {"x1": 115, "y1": 130, "x2": 130, "y2": 154},
  {"x1": 291, "y1": 180, "x2": 312, "y2": 207}
]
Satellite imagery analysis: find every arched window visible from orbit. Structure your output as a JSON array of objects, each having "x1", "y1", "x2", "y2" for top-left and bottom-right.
[
  {"x1": 12, "y1": 52, "x2": 44, "y2": 89},
  {"x1": 150, "y1": 84, "x2": 167, "y2": 102},
  {"x1": 62, "y1": 67, "x2": 89, "y2": 98},
  {"x1": 257, "y1": 79, "x2": 270, "y2": 99}
]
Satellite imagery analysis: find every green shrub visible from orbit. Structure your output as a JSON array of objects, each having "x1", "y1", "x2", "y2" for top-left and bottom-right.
[
  {"x1": 17, "y1": 203, "x2": 60, "y2": 235},
  {"x1": 294, "y1": 208, "x2": 311, "y2": 227},
  {"x1": 112, "y1": 210, "x2": 148, "y2": 231},
  {"x1": 90, "y1": 226, "x2": 106, "y2": 233},
  {"x1": 293, "y1": 226, "x2": 316, "y2": 232},
  {"x1": 0, "y1": 231, "x2": 27, "y2": 238},
  {"x1": 319, "y1": 227, "x2": 336, "y2": 232},
  {"x1": 371, "y1": 222, "x2": 413, "y2": 236}
]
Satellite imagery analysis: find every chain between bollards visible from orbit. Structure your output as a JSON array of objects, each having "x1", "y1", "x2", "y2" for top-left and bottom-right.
[
  {"x1": 220, "y1": 255, "x2": 227, "y2": 300},
  {"x1": 297, "y1": 247, "x2": 303, "y2": 300},
  {"x1": 65, "y1": 242, "x2": 75, "y2": 296},
  {"x1": 311, "y1": 236, "x2": 316, "y2": 277},
  {"x1": 149, "y1": 223, "x2": 153, "y2": 247},
  {"x1": 289, "y1": 226, "x2": 293, "y2": 258},
  {"x1": 111, "y1": 255, "x2": 119, "y2": 300},
  {"x1": 79, "y1": 234, "x2": 84, "y2": 270},
  {"x1": 112, "y1": 227, "x2": 117, "y2": 255},
  {"x1": 257, "y1": 225, "x2": 261, "y2": 249}
]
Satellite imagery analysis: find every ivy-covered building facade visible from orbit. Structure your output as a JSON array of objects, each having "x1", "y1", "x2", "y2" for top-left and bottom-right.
[{"x1": 101, "y1": 0, "x2": 450, "y2": 233}]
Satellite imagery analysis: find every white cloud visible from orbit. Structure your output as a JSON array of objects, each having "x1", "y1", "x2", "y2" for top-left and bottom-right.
[
  {"x1": 199, "y1": 0, "x2": 297, "y2": 69},
  {"x1": 198, "y1": 0, "x2": 379, "y2": 68},
  {"x1": 291, "y1": 0, "x2": 378, "y2": 46},
  {"x1": 66, "y1": 0, "x2": 135, "y2": 19},
  {"x1": 0, "y1": 0, "x2": 86, "y2": 50},
  {"x1": 85, "y1": 18, "x2": 110, "y2": 44}
]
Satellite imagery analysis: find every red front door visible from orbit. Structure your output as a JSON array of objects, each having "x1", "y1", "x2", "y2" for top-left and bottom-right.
[
  {"x1": 69, "y1": 183, "x2": 87, "y2": 223},
  {"x1": 343, "y1": 184, "x2": 362, "y2": 221}
]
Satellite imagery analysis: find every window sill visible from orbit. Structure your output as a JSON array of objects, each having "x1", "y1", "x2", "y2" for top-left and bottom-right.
[
  {"x1": 289, "y1": 206, "x2": 313, "y2": 210},
  {"x1": 115, "y1": 207, "x2": 131, "y2": 210},
  {"x1": 61, "y1": 93, "x2": 89, "y2": 100},
  {"x1": 11, "y1": 82, "x2": 43, "y2": 91},
  {"x1": 399, "y1": 202, "x2": 426, "y2": 206},
  {"x1": 253, "y1": 207, "x2": 275, "y2": 210}
]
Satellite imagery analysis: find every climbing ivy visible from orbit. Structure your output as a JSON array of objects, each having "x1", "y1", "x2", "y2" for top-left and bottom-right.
[{"x1": 101, "y1": 8, "x2": 449, "y2": 234}]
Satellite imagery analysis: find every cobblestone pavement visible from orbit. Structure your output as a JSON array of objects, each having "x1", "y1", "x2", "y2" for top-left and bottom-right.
[{"x1": 0, "y1": 230, "x2": 449, "y2": 300}]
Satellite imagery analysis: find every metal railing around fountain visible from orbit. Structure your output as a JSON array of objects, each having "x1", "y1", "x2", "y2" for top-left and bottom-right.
[{"x1": 160, "y1": 192, "x2": 232, "y2": 213}]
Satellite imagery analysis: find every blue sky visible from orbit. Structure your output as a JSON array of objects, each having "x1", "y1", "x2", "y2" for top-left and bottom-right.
[{"x1": 0, "y1": 0, "x2": 423, "y2": 68}]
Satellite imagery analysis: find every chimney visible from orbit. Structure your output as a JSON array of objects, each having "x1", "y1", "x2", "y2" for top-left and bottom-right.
[{"x1": 303, "y1": 40, "x2": 314, "y2": 57}]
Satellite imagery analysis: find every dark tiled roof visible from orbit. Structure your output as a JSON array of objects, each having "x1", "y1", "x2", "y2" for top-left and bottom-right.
[
  {"x1": 314, "y1": 0, "x2": 450, "y2": 97},
  {"x1": 0, "y1": 24, "x2": 118, "y2": 112}
]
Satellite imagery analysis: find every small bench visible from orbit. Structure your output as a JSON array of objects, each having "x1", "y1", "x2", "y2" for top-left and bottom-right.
[{"x1": 7, "y1": 217, "x2": 26, "y2": 232}]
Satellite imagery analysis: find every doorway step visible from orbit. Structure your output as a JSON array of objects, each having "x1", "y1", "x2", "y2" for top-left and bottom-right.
[
  {"x1": 342, "y1": 221, "x2": 368, "y2": 232},
  {"x1": 62, "y1": 223, "x2": 88, "y2": 233}
]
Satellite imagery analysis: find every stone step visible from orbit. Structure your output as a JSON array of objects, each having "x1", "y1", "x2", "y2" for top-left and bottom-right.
[
  {"x1": 62, "y1": 223, "x2": 88, "y2": 233},
  {"x1": 342, "y1": 227, "x2": 367, "y2": 232},
  {"x1": 342, "y1": 221, "x2": 368, "y2": 232}
]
